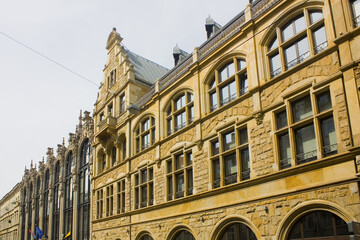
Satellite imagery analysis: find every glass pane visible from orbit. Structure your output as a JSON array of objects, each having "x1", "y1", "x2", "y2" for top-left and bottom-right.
[
  {"x1": 188, "y1": 92, "x2": 194, "y2": 102},
  {"x1": 295, "y1": 124, "x2": 317, "y2": 164},
  {"x1": 284, "y1": 44, "x2": 297, "y2": 66},
  {"x1": 176, "y1": 173, "x2": 185, "y2": 192},
  {"x1": 224, "y1": 154, "x2": 237, "y2": 176},
  {"x1": 186, "y1": 152, "x2": 193, "y2": 165},
  {"x1": 294, "y1": 14, "x2": 306, "y2": 34},
  {"x1": 142, "y1": 119, "x2": 150, "y2": 132},
  {"x1": 141, "y1": 169, "x2": 147, "y2": 183},
  {"x1": 189, "y1": 106, "x2": 194, "y2": 123},
  {"x1": 176, "y1": 154, "x2": 184, "y2": 170},
  {"x1": 229, "y1": 81, "x2": 236, "y2": 97},
  {"x1": 321, "y1": 117, "x2": 337, "y2": 155},
  {"x1": 240, "y1": 73, "x2": 248, "y2": 95},
  {"x1": 279, "y1": 133, "x2": 291, "y2": 169},
  {"x1": 269, "y1": 36, "x2": 278, "y2": 51},
  {"x1": 210, "y1": 78, "x2": 216, "y2": 89},
  {"x1": 213, "y1": 159, "x2": 220, "y2": 180},
  {"x1": 313, "y1": 26, "x2": 327, "y2": 49},
  {"x1": 220, "y1": 62, "x2": 235, "y2": 82},
  {"x1": 223, "y1": 131, "x2": 235, "y2": 150},
  {"x1": 352, "y1": 0, "x2": 360, "y2": 18},
  {"x1": 317, "y1": 211, "x2": 334, "y2": 237},
  {"x1": 187, "y1": 169, "x2": 193, "y2": 195},
  {"x1": 277, "y1": 110, "x2": 288, "y2": 129},
  {"x1": 175, "y1": 94, "x2": 185, "y2": 111},
  {"x1": 167, "y1": 161, "x2": 172, "y2": 173},
  {"x1": 241, "y1": 149, "x2": 250, "y2": 170},
  {"x1": 282, "y1": 22, "x2": 294, "y2": 42},
  {"x1": 212, "y1": 140, "x2": 219, "y2": 155},
  {"x1": 292, "y1": 96, "x2": 313, "y2": 123},
  {"x1": 168, "y1": 176, "x2": 173, "y2": 195},
  {"x1": 317, "y1": 91, "x2": 332, "y2": 112},
  {"x1": 310, "y1": 10, "x2": 323, "y2": 24},
  {"x1": 210, "y1": 92, "x2": 217, "y2": 111},
  {"x1": 238, "y1": 59, "x2": 246, "y2": 70},
  {"x1": 239, "y1": 128, "x2": 248, "y2": 145},
  {"x1": 298, "y1": 37, "x2": 310, "y2": 58},
  {"x1": 270, "y1": 53, "x2": 281, "y2": 77}
]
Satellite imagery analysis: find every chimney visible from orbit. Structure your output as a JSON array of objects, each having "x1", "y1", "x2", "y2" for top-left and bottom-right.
[
  {"x1": 205, "y1": 15, "x2": 221, "y2": 39},
  {"x1": 173, "y1": 44, "x2": 189, "y2": 66}
]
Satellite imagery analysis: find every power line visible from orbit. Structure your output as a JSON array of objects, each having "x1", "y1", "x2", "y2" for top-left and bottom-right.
[{"x1": 0, "y1": 31, "x2": 99, "y2": 88}]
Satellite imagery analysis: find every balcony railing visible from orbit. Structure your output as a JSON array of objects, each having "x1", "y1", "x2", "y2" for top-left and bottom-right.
[
  {"x1": 210, "y1": 104, "x2": 218, "y2": 112},
  {"x1": 224, "y1": 173, "x2": 237, "y2": 185},
  {"x1": 322, "y1": 143, "x2": 337, "y2": 157},
  {"x1": 296, "y1": 150, "x2": 317, "y2": 165},
  {"x1": 187, "y1": 187, "x2": 193, "y2": 196},
  {"x1": 141, "y1": 201, "x2": 147, "y2": 208},
  {"x1": 239, "y1": 86, "x2": 248, "y2": 96},
  {"x1": 241, "y1": 169, "x2": 250, "y2": 180},
  {"x1": 168, "y1": 193, "x2": 173, "y2": 201},
  {"x1": 141, "y1": 142, "x2": 150, "y2": 150},
  {"x1": 149, "y1": 198, "x2": 153, "y2": 206},
  {"x1": 285, "y1": 51, "x2": 310, "y2": 70},
  {"x1": 314, "y1": 41, "x2": 328, "y2": 54},
  {"x1": 271, "y1": 67, "x2": 281, "y2": 78},
  {"x1": 167, "y1": 129, "x2": 173, "y2": 136},
  {"x1": 213, "y1": 179, "x2": 221, "y2": 189},
  {"x1": 280, "y1": 158, "x2": 291, "y2": 170},
  {"x1": 175, "y1": 190, "x2": 185, "y2": 199},
  {"x1": 220, "y1": 93, "x2": 237, "y2": 106}
]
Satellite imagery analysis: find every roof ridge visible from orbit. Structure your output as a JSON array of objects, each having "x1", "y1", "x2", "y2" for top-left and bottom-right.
[{"x1": 125, "y1": 49, "x2": 169, "y2": 71}]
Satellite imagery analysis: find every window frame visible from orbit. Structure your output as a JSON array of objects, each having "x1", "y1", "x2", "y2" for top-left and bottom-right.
[
  {"x1": 267, "y1": 8, "x2": 328, "y2": 78},
  {"x1": 117, "y1": 179, "x2": 126, "y2": 214},
  {"x1": 211, "y1": 125, "x2": 250, "y2": 189},
  {"x1": 274, "y1": 89, "x2": 338, "y2": 170},
  {"x1": 134, "y1": 166, "x2": 154, "y2": 209},
  {"x1": 135, "y1": 116, "x2": 156, "y2": 153},
  {"x1": 208, "y1": 58, "x2": 248, "y2": 112},
  {"x1": 166, "y1": 91, "x2": 194, "y2": 136}
]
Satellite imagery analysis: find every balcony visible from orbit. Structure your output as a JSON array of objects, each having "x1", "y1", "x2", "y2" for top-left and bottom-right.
[
  {"x1": 96, "y1": 115, "x2": 117, "y2": 140},
  {"x1": 296, "y1": 150, "x2": 317, "y2": 165}
]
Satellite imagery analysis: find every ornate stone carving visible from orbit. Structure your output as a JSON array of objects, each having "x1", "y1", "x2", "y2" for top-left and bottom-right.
[
  {"x1": 196, "y1": 140, "x2": 203, "y2": 151},
  {"x1": 254, "y1": 112, "x2": 264, "y2": 125}
]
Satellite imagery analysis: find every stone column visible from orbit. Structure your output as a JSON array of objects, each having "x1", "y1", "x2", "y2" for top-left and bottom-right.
[
  {"x1": 48, "y1": 169, "x2": 54, "y2": 240},
  {"x1": 72, "y1": 170, "x2": 78, "y2": 240},
  {"x1": 59, "y1": 163, "x2": 65, "y2": 240}
]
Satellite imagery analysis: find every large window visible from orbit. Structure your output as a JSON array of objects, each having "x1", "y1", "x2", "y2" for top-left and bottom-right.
[
  {"x1": 208, "y1": 58, "x2": 248, "y2": 112},
  {"x1": 268, "y1": 9, "x2": 327, "y2": 78},
  {"x1": 351, "y1": 0, "x2": 360, "y2": 27},
  {"x1": 117, "y1": 179, "x2": 126, "y2": 214},
  {"x1": 96, "y1": 189, "x2": 103, "y2": 219},
  {"x1": 166, "y1": 92, "x2": 194, "y2": 135},
  {"x1": 106, "y1": 185, "x2": 114, "y2": 217},
  {"x1": 287, "y1": 211, "x2": 349, "y2": 239},
  {"x1": 34, "y1": 177, "x2": 40, "y2": 228},
  {"x1": 135, "y1": 116, "x2": 156, "y2": 153},
  {"x1": 275, "y1": 90, "x2": 337, "y2": 169},
  {"x1": 27, "y1": 183, "x2": 33, "y2": 240},
  {"x1": 134, "y1": 166, "x2": 154, "y2": 209},
  {"x1": 219, "y1": 223, "x2": 257, "y2": 240},
  {"x1": 64, "y1": 152, "x2": 73, "y2": 238},
  {"x1": 211, "y1": 126, "x2": 250, "y2": 189},
  {"x1": 78, "y1": 139, "x2": 90, "y2": 240},
  {"x1": 52, "y1": 162, "x2": 60, "y2": 240},
  {"x1": 166, "y1": 151, "x2": 193, "y2": 200},
  {"x1": 43, "y1": 170, "x2": 49, "y2": 237},
  {"x1": 120, "y1": 93, "x2": 126, "y2": 114},
  {"x1": 172, "y1": 230, "x2": 195, "y2": 240}
]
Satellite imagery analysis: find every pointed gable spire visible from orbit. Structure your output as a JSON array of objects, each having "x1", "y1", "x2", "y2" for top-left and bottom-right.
[{"x1": 106, "y1": 27, "x2": 123, "y2": 50}]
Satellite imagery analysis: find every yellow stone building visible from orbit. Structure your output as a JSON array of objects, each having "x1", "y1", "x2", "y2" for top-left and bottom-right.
[
  {"x1": 0, "y1": 183, "x2": 20, "y2": 240},
  {"x1": 91, "y1": 0, "x2": 360, "y2": 240}
]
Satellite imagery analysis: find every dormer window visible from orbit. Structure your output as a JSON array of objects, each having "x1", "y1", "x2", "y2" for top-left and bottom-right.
[
  {"x1": 208, "y1": 58, "x2": 248, "y2": 112},
  {"x1": 108, "y1": 69, "x2": 116, "y2": 87},
  {"x1": 267, "y1": 9, "x2": 327, "y2": 78},
  {"x1": 108, "y1": 104, "x2": 113, "y2": 116}
]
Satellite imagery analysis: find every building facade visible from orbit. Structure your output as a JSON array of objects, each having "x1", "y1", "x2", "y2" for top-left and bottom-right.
[
  {"x1": 0, "y1": 183, "x2": 20, "y2": 240},
  {"x1": 91, "y1": 0, "x2": 360, "y2": 240},
  {"x1": 19, "y1": 111, "x2": 93, "y2": 240}
]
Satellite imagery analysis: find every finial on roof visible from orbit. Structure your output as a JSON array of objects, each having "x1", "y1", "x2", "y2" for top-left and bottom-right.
[
  {"x1": 63, "y1": 137, "x2": 65, "y2": 146},
  {"x1": 173, "y1": 44, "x2": 181, "y2": 54},
  {"x1": 113, "y1": 27, "x2": 117, "y2": 31},
  {"x1": 206, "y1": 15, "x2": 214, "y2": 25},
  {"x1": 30, "y1": 160, "x2": 33, "y2": 169}
]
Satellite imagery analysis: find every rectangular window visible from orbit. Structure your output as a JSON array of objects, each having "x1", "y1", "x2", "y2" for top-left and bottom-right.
[
  {"x1": 276, "y1": 110, "x2": 288, "y2": 129},
  {"x1": 176, "y1": 154, "x2": 184, "y2": 170},
  {"x1": 175, "y1": 173, "x2": 185, "y2": 198},
  {"x1": 241, "y1": 149, "x2": 250, "y2": 180},
  {"x1": 223, "y1": 131, "x2": 235, "y2": 151},
  {"x1": 213, "y1": 159, "x2": 220, "y2": 188},
  {"x1": 295, "y1": 124, "x2": 317, "y2": 164},
  {"x1": 212, "y1": 140, "x2": 220, "y2": 155},
  {"x1": 210, "y1": 92, "x2": 217, "y2": 111},
  {"x1": 351, "y1": 0, "x2": 360, "y2": 26},
  {"x1": 321, "y1": 117, "x2": 337, "y2": 157},
  {"x1": 292, "y1": 96, "x2": 313, "y2": 123},
  {"x1": 317, "y1": 91, "x2": 332, "y2": 113},
  {"x1": 313, "y1": 26, "x2": 327, "y2": 53},
  {"x1": 120, "y1": 94, "x2": 125, "y2": 114},
  {"x1": 224, "y1": 154, "x2": 237, "y2": 185},
  {"x1": 117, "y1": 180, "x2": 125, "y2": 213},
  {"x1": 270, "y1": 53, "x2": 281, "y2": 77},
  {"x1": 279, "y1": 133, "x2": 291, "y2": 169},
  {"x1": 134, "y1": 167, "x2": 153, "y2": 209},
  {"x1": 175, "y1": 111, "x2": 186, "y2": 131},
  {"x1": 239, "y1": 73, "x2": 248, "y2": 95}
]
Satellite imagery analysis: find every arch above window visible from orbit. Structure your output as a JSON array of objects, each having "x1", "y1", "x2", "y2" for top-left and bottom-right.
[
  {"x1": 208, "y1": 58, "x2": 248, "y2": 112},
  {"x1": 166, "y1": 91, "x2": 194, "y2": 136},
  {"x1": 135, "y1": 115, "x2": 156, "y2": 153},
  {"x1": 266, "y1": 7, "x2": 327, "y2": 78}
]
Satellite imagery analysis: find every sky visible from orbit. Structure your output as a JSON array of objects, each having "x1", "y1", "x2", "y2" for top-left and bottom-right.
[{"x1": 0, "y1": 0, "x2": 248, "y2": 199}]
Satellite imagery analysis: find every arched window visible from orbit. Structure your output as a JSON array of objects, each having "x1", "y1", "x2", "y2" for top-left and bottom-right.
[
  {"x1": 34, "y1": 177, "x2": 40, "y2": 228},
  {"x1": 140, "y1": 235, "x2": 154, "y2": 240},
  {"x1": 172, "y1": 230, "x2": 195, "y2": 240},
  {"x1": 111, "y1": 146, "x2": 117, "y2": 166},
  {"x1": 218, "y1": 223, "x2": 257, "y2": 240},
  {"x1": 78, "y1": 139, "x2": 90, "y2": 240},
  {"x1": 52, "y1": 162, "x2": 60, "y2": 240},
  {"x1": 287, "y1": 211, "x2": 350, "y2": 239},
  {"x1": 135, "y1": 116, "x2": 155, "y2": 153},
  {"x1": 64, "y1": 152, "x2": 73, "y2": 238},
  {"x1": 121, "y1": 137, "x2": 126, "y2": 161},
  {"x1": 166, "y1": 91, "x2": 194, "y2": 135},
  {"x1": 27, "y1": 183, "x2": 33, "y2": 240},
  {"x1": 208, "y1": 58, "x2": 247, "y2": 112},
  {"x1": 43, "y1": 170, "x2": 49, "y2": 237},
  {"x1": 267, "y1": 9, "x2": 327, "y2": 78}
]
